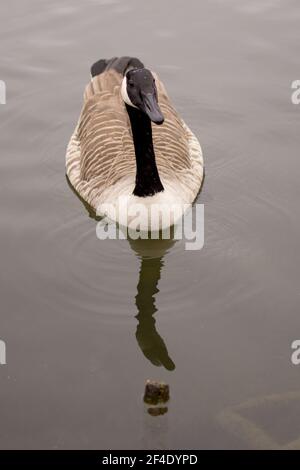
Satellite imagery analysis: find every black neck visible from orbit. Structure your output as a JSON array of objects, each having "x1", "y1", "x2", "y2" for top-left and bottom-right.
[{"x1": 126, "y1": 104, "x2": 164, "y2": 197}]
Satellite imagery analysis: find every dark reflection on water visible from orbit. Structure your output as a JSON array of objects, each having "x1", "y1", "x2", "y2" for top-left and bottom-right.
[
  {"x1": 129, "y1": 238, "x2": 176, "y2": 371},
  {"x1": 68, "y1": 174, "x2": 176, "y2": 369}
]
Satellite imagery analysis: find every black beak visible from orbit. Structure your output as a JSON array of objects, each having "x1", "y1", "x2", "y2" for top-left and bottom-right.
[{"x1": 141, "y1": 92, "x2": 164, "y2": 125}]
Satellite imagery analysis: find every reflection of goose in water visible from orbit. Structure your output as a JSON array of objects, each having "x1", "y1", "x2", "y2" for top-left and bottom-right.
[
  {"x1": 66, "y1": 177, "x2": 176, "y2": 369},
  {"x1": 129, "y1": 237, "x2": 176, "y2": 371}
]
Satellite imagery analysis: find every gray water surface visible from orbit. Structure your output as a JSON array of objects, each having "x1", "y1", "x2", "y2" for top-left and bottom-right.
[{"x1": 1, "y1": 0, "x2": 300, "y2": 449}]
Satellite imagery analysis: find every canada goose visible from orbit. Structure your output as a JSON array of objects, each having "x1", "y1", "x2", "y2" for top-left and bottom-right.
[{"x1": 66, "y1": 57, "x2": 204, "y2": 228}]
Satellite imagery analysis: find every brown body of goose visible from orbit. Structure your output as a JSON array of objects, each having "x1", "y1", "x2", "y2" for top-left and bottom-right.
[{"x1": 66, "y1": 57, "x2": 203, "y2": 226}]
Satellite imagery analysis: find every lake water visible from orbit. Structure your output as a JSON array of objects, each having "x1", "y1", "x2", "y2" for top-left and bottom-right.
[{"x1": 1, "y1": 0, "x2": 300, "y2": 450}]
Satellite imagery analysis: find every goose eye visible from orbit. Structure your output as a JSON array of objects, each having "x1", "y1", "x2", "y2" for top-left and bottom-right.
[{"x1": 128, "y1": 81, "x2": 134, "y2": 87}]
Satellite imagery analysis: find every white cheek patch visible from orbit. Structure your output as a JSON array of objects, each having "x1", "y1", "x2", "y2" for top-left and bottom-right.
[{"x1": 121, "y1": 77, "x2": 138, "y2": 108}]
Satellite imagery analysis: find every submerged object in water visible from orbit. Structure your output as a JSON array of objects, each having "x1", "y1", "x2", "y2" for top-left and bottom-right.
[{"x1": 144, "y1": 379, "x2": 170, "y2": 405}]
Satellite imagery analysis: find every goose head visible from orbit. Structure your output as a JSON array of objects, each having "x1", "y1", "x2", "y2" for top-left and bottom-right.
[{"x1": 121, "y1": 68, "x2": 164, "y2": 125}]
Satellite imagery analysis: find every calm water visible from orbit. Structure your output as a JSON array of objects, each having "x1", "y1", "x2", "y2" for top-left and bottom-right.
[{"x1": 1, "y1": 0, "x2": 300, "y2": 450}]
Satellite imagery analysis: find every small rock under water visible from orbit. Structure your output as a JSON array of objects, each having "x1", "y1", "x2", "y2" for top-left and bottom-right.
[
  {"x1": 147, "y1": 406, "x2": 168, "y2": 417},
  {"x1": 144, "y1": 380, "x2": 170, "y2": 405}
]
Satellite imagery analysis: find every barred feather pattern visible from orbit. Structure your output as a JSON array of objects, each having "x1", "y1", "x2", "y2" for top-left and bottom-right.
[{"x1": 66, "y1": 69, "x2": 203, "y2": 212}]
